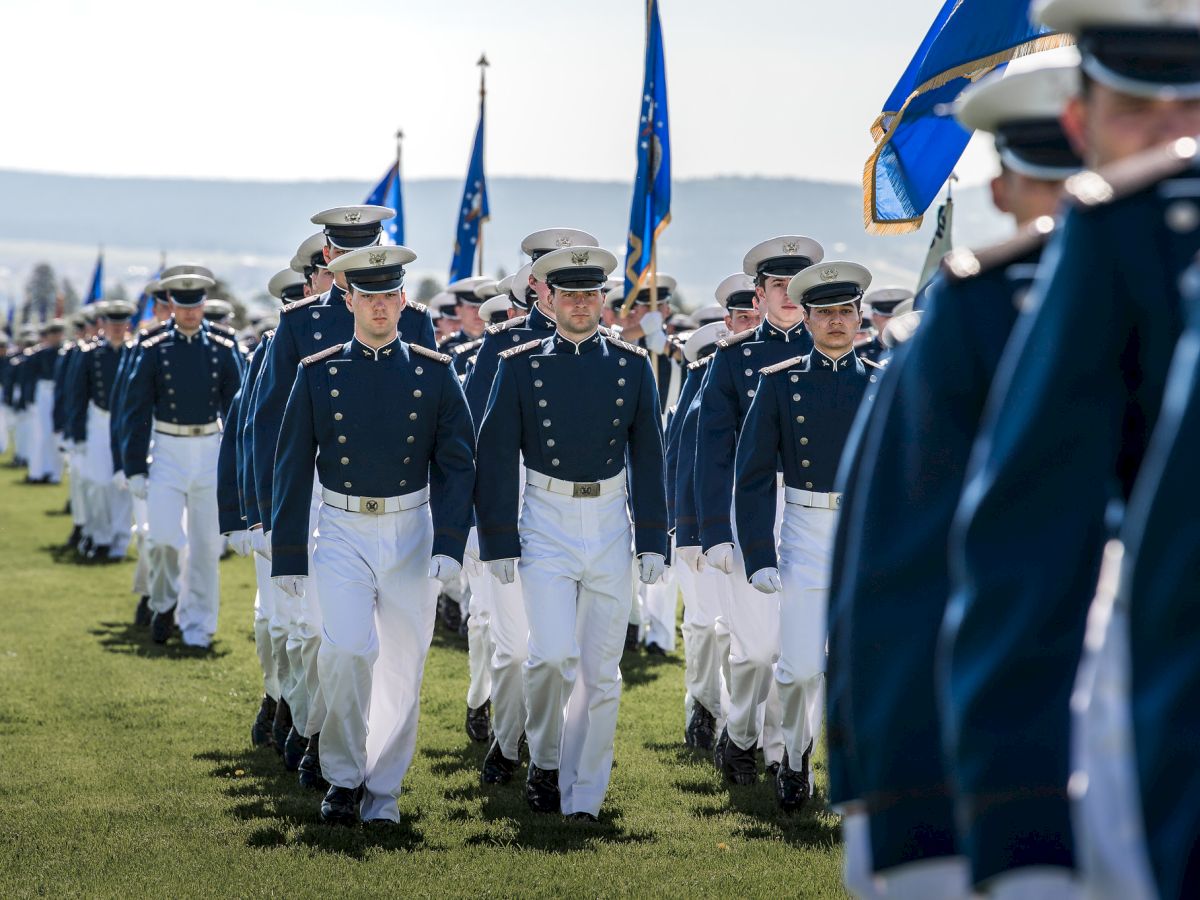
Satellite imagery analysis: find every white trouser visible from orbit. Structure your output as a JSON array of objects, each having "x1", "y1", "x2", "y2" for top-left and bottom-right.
[
  {"x1": 0, "y1": 403, "x2": 7, "y2": 453},
  {"x1": 29, "y1": 380, "x2": 59, "y2": 481},
  {"x1": 69, "y1": 446, "x2": 89, "y2": 531},
  {"x1": 642, "y1": 564, "x2": 678, "y2": 650},
  {"x1": 146, "y1": 432, "x2": 221, "y2": 646},
  {"x1": 131, "y1": 496, "x2": 150, "y2": 596},
  {"x1": 15, "y1": 406, "x2": 30, "y2": 460},
  {"x1": 315, "y1": 501, "x2": 438, "y2": 822},
  {"x1": 465, "y1": 529, "x2": 494, "y2": 710},
  {"x1": 519, "y1": 482, "x2": 633, "y2": 816},
  {"x1": 296, "y1": 485, "x2": 325, "y2": 737},
  {"x1": 85, "y1": 404, "x2": 131, "y2": 553},
  {"x1": 681, "y1": 560, "x2": 728, "y2": 722},
  {"x1": 488, "y1": 560, "x2": 529, "y2": 760},
  {"x1": 723, "y1": 487, "x2": 786, "y2": 759},
  {"x1": 1071, "y1": 544, "x2": 1156, "y2": 900},
  {"x1": 843, "y1": 812, "x2": 975, "y2": 899},
  {"x1": 777, "y1": 502, "x2": 834, "y2": 771},
  {"x1": 253, "y1": 553, "x2": 281, "y2": 701}
]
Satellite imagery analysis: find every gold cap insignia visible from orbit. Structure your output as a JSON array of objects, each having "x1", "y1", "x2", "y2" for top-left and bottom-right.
[
  {"x1": 782, "y1": 241, "x2": 799, "y2": 255},
  {"x1": 368, "y1": 251, "x2": 387, "y2": 266},
  {"x1": 571, "y1": 251, "x2": 590, "y2": 265},
  {"x1": 819, "y1": 267, "x2": 839, "y2": 282},
  {"x1": 344, "y1": 210, "x2": 363, "y2": 223}
]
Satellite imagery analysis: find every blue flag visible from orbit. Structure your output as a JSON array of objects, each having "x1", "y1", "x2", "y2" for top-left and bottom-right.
[
  {"x1": 85, "y1": 250, "x2": 104, "y2": 304},
  {"x1": 624, "y1": 0, "x2": 671, "y2": 297},
  {"x1": 448, "y1": 105, "x2": 489, "y2": 281},
  {"x1": 863, "y1": 0, "x2": 1069, "y2": 234},
  {"x1": 134, "y1": 257, "x2": 165, "y2": 326},
  {"x1": 365, "y1": 162, "x2": 404, "y2": 246}
]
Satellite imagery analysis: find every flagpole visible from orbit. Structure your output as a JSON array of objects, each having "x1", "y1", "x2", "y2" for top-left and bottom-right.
[
  {"x1": 395, "y1": 127, "x2": 404, "y2": 191},
  {"x1": 475, "y1": 53, "x2": 489, "y2": 278}
]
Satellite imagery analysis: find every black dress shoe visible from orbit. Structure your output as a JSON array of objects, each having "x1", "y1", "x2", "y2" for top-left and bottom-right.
[
  {"x1": 565, "y1": 811, "x2": 599, "y2": 823},
  {"x1": 86, "y1": 544, "x2": 111, "y2": 563},
  {"x1": 465, "y1": 699, "x2": 491, "y2": 743},
  {"x1": 439, "y1": 595, "x2": 463, "y2": 632},
  {"x1": 78, "y1": 535, "x2": 94, "y2": 557},
  {"x1": 719, "y1": 730, "x2": 758, "y2": 785},
  {"x1": 685, "y1": 703, "x2": 717, "y2": 751},
  {"x1": 774, "y1": 744, "x2": 812, "y2": 812},
  {"x1": 251, "y1": 695, "x2": 277, "y2": 748},
  {"x1": 645, "y1": 641, "x2": 667, "y2": 657},
  {"x1": 525, "y1": 764, "x2": 560, "y2": 813},
  {"x1": 481, "y1": 740, "x2": 519, "y2": 785},
  {"x1": 62, "y1": 524, "x2": 82, "y2": 551},
  {"x1": 320, "y1": 784, "x2": 364, "y2": 826},
  {"x1": 150, "y1": 606, "x2": 176, "y2": 644},
  {"x1": 623, "y1": 624, "x2": 640, "y2": 654},
  {"x1": 283, "y1": 727, "x2": 308, "y2": 771},
  {"x1": 134, "y1": 595, "x2": 152, "y2": 627},
  {"x1": 272, "y1": 698, "x2": 293, "y2": 756},
  {"x1": 712, "y1": 726, "x2": 730, "y2": 771},
  {"x1": 298, "y1": 732, "x2": 329, "y2": 790}
]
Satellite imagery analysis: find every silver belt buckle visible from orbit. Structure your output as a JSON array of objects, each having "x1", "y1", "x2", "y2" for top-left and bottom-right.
[
  {"x1": 358, "y1": 496, "x2": 385, "y2": 515},
  {"x1": 831, "y1": 493, "x2": 843, "y2": 510},
  {"x1": 572, "y1": 482, "x2": 601, "y2": 499},
  {"x1": 190, "y1": 425, "x2": 204, "y2": 436}
]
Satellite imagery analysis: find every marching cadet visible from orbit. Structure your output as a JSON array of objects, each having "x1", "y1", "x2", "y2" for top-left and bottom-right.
[
  {"x1": 24, "y1": 319, "x2": 66, "y2": 484},
  {"x1": 56, "y1": 313, "x2": 91, "y2": 552},
  {"x1": 121, "y1": 273, "x2": 244, "y2": 649},
  {"x1": 828, "y1": 62, "x2": 1082, "y2": 900},
  {"x1": 0, "y1": 332, "x2": 9, "y2": 457},
  {"x1": 429, "y1": 292, "x2": 461, "y2": 344},
  {"x1": 270, "y1": 245, "x2": 475, "y2": 826},
  {"x1": 250, "y1": 207, "x2": 436, "y2": 787},
  {"x1": 440, "y1": 276, "x2": 490, "y2": 365},
  {"x1": 474, "y1": 246, "x2": 668, "y2": 822},
  {"x1": 857, "y1": 287, "x2": 912, "y2": 364},
  {"x1": 65, "y1": 300, "x2": 137, "y2": 563},
  {"x1": 734, "y1": 262, "x2": 877, "y2": 812},
  {"x1": 290, "y1": 231, "x2": 333, "y2": 299},
  {"x1": 696, "y1": 235, "x2": 822, "y2": 785},
  {"x1": 944, "y1": 1, "x2": 1200, "y2": 896}
]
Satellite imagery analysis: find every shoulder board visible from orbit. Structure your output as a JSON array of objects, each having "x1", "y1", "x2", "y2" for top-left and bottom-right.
[
  {"x1": 466, "y1": 354, "x2": 479, "y2": 367},
  {"x1": 716, "y1": 328, "x2": 756, "y2": 350},
  {"x1": 261, "y1": 328, "x2": 275, "y2": 342},
  {"x1": 410, "y1": 343, "x2": 453, "y2": 365},
  {"x1": 759, "y1": 355, "x2": 807, "y2": 376},
  {"x1": 687, "y1": 356, "x2": 712, "y2": 372},
  {"x1": 281, "y1": 295, "x2": 321, "y2": 315},
  {"x1": 454, "y1": 338, "x2": 484, "y2": 356},
  {"x1": 301, "y1": 344, "x2": 344, "y2": 367},
  {"x1": 862, "y1": 357, "x2": 884, "y2": 370},
  {"x1": 208, "y1": 333, "x2": 236, "y2": 350},
  {"x1": 942, "y1": 217, "x2": 1057, "y2": 283},
  {"x1": 500, "y1": 339, "x2": 542, "y2": 360},
  {"x1": 604, "y1": 335, "x2": 649, "y2": 358},
  {"x1": 598, "y1": 325, "x2": 616, "y2": 338},
  {"x1": 1067, "y1": 137, "x2": 1199, "y2": 210},
  {"x1": 407, "y1": 300, "x2": 428, "y2": 315},
  {"x1": 142, "y1": 331, "x2": 171, "y2": 349},
  {"x1": 486, "y1": 315, "x2": 529, "y2": 335},
  {"x1": 208, "y1": 321, "x2": 235, "y2": 336}
]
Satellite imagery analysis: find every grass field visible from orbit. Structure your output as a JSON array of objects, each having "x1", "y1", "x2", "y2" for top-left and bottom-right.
[{"x1": 0, "y1": 457, "x2": 847, "y2": 899}]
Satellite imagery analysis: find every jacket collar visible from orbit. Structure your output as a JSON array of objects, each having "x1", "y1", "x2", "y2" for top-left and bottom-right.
[
  {"x1": 759, "y1": 317, "x2": 807, "y2": 343},
  {"x1": 552, "y1": 329, "x2": 602, "y2": 355},
  {"x1": 812, "y1": 347, "x2": 861, "y2": 373},
  {"x1": 351, "y1": 336, "x2": 401, "y2": 361},
  {"x1": 529, "y1": 303, "x2": 556, "y2": 331}
]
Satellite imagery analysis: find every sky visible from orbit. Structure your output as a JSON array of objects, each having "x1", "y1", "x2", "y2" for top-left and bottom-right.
[{"x1": 1, "y1": 0, "x2": 1065, "y2": 189}]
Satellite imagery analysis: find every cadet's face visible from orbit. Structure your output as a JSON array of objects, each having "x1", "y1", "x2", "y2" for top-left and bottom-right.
[
  {"x1": 172, "y1": 302, "x2": 205, "y2": 333},
  {"x1": 726, "y1": 307, "x2": 761, "y2": 334},
  {"x1": 756, "y1": 277, "x2": 803, "y2": 328},
  {"x1": 550, "y1": 288, "x2": 603, "y2": 337},
  {"x1": 435, "y1": 316, "x2": 458, "y2": 340},
  {"x1": 458, "y1": 302, "x2": 484, "y2": 337},
  {"x1": 323, "y1": 243, "x2": 353, "y2": 289},
  {"x1": 310, "y1": 266, "x2": 334, "y2": 295},
  {"x1": 989, "y1": 167, "x2": 1066, "y2": 227},
  {"x1": 529, "y1": 276, "x2": 553, "y2": 312},
  {"x1": 805, "y1": 303, "x2": 861, "y2": 356},
  {"x1": 103, "y1": 320, "x2": 128, "y2": 344},
  {"x1": 154, "y1": 300, "x2": 171, "y2": 322},
  {"x1": 1065, "y1": 85, "x2": 1200, "y2": 167},
  {"x1": 348, "y1": 288, "x2": 406, "y2": 345}
]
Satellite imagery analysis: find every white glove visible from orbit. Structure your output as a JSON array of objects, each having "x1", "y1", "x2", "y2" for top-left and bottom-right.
[
  {"x1": 112, "y1": 471, "x2": 128, "y2": 491},
  {"x1": 750, "y1": 567, "x2": 783, "y2": 594},
  {"x1": 252, "y1": 529, "x2": 272, "y2": 561},
  {"x1": 69, "y1": 441, "x2": 84, "y2": 458},
  {"x1": 489, "y1": 558, "x2": 517, "y2": 584},
  {"x1": 272, "y1": 575, "x2": 306, "y2": 598},
  {"x1": 227, "y1": 530, "x2": 253, "y2": 557},
  {"x1": 705, "y1": 543, "x2": 735, "y2": 575},
  {"x1": 675, "y1": 545, "x2": 703, "y2": 572},
  {"x1": 128, "y1": 474, "x2": 148, "y2": 500},
  {"x1": 428, "y1": 555, "x2": 462, "y2": 585},
  {"x1": 640, "y1": 311, "x2": 667, "y2": 353},
  {"x1": 638, "y1": 552, "x2": 666, "y2": 585},
  {"x1": 463, "y1": 539, "x2": 484, "y2": 577}
]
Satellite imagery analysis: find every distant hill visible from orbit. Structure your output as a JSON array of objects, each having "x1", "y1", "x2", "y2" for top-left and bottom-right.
[{"x1": 0, "y1": 168, "x2": 1008, "y2": 311}]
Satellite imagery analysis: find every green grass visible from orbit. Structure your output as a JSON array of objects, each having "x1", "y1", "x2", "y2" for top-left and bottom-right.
[{"x1": 0, "y1": 456, "x2": 847, "y2": 898}]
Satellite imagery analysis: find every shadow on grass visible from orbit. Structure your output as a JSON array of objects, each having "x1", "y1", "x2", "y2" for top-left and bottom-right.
[
  {"x1": 619, "y1": 647, "x2": 676, "y2": 690},
  {"x1": 90, "y1": 620, "x2": 232, "y2": 661},
  {"x1": 644, "y1": 739, "x2": 842, "y2": 850}
]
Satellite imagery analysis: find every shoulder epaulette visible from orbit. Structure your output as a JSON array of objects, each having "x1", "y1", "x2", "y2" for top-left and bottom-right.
[
  {"x1": 208, "y1": 333, "x2": 236, "y2": 350},
  {"x1": 500, "y1": 339, "x2": 542, "y2": 360},
  {"x1": 759, "y1": 354, "x2": 806, "y2": 376},
  {"x1": 454, "y1": 338, "x2": 484, "y2": 356},
  {"x1": 486, "y1": 315, "x2": 529, "y2": 335},
  {"x1": 407, "y1": 300, "x2": 428, "y2": 315},
  {"x1": 942, "y1": 217, "x2": 1057, "y2": 283},
  {"x1": 281, "y1": 295, "x2": 321, "y2": 315},
  {"x1": 142, "y1": 331, "x2": 171, "y2": 349},
  {"x1": 301, "y1": 344, "x2": 344, "y2": 367},
  {"x1": 716, "y1": 328, "x2": 756, "y2": 350},
  {"x1": 410, "y1": 343, "x2": 453, "y2": 365},
  {"x1": 207, "y1": 321, "x2": 235, "y2": 336},
  {"x1": 1067, "y1": 137, "x2": 1199, "y2": 210},
  {"x1": 862, "y1": 357, "x2": 884, "y2": 369},
  {"x1": 261, "y1": 329, "x2": 275, "y2": 342},
  {"x1": 687, "y1": 355, "x2": 713, "y2": 372},
  {"x1": 598, "y1": 325, "x2": 616, "y2": 338},
  {"x1": 604, "y1": 335, "x2": 649, "y2": 358}
]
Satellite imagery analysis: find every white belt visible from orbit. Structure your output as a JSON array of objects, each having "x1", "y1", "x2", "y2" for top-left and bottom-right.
[
  {"x1": 88, "y1": 401, "x2": 111, "y2": 419},
  {"x1": 526, "y1": 468, "x2": 626, "y2": 499},
  {"x1": 784, "y1": 487, "x2": 842, "y2": 510},
  {"x1": 777, "y1": 473, "x2": 784, "y2": 488},
  {"x1": 153, "y1": 419, "x2": 221, "y2": 437},
  {"x1": 321, "y1": 485, "x2": 429, "y2": 515}
]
